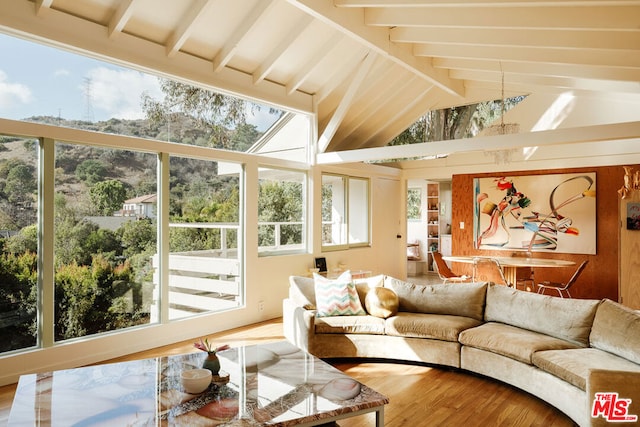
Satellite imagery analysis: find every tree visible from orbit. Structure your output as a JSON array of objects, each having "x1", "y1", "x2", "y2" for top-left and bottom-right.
[
  {"x1": 89, "y1": 179, "x2": 127, "y2": 215},
  {"x1": 142, "y1": 79, "x2": 253, "y2": 150},
  {"x1": 258, "y1": 181, "x2": 303, "y2": 246},
  {"x1": 4, "y1": 224, "x2": 38, "y2": 254},
  {"x1": 118, "y1": 219, "x2": 156, "y2": 258},
  {"x1": 75, "y1": 159, "x2": 108, "y2": 185},
  {"x1": 4, "y1": 162, "x2": 36, "y2": 204},
  {"x1": 389, "y1": 97, "x2": 525, "y2": 147},
  {"x1": 0, "y1": 159, "x2": 37, "y2": 211},
  {"x1": 231, "y1": 123, "x2": 261, "y2": 152}
]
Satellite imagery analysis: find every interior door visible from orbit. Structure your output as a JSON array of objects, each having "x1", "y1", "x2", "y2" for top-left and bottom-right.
[{"x1": 374, "y1": 177, "x2": 404, "y2": 278}]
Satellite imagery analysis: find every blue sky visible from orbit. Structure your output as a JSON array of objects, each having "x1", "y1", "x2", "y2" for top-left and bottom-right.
[{"x1": 0, "y1": 33, "x2": 278, "y2": 130}]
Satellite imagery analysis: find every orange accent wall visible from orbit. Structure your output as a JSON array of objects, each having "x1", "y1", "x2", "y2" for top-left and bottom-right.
[{"x1": 451, "y1": 165, "x2": 627, "y2": 301}]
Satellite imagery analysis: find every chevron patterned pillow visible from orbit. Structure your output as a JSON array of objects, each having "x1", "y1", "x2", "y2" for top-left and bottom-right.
[{"x1": 313, "y1": 271, "x2": 366, "y2": 317}]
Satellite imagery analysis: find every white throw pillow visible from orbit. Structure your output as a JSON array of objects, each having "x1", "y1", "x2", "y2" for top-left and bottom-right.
[{"x1": 313, "y1": 271, "x2": 366, "y2": 317}]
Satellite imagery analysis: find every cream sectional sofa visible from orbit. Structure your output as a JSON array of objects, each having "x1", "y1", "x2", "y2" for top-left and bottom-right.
[{"x1": 282, "y1": 275, "x2": 640, "y2": 427}]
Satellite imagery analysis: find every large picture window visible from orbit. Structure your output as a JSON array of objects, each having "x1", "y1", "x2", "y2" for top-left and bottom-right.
[
  {"x1": 0, "y1": 135, "x2": 38, "y2": 352},
  {"x1": 54, "y1": 143, "x2": 158, "y2": 341},
  {"x1": 321, "y1": 174, "x2": 370, "y2": 250}
]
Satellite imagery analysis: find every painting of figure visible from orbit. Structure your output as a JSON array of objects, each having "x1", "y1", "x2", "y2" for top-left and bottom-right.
[{"x1": 474, "y1": 173, "x2": 596, "y2": 254}]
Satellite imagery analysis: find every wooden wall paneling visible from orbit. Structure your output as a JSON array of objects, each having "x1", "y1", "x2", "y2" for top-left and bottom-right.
[
  {"x1": 450, "y1": 166, "x2": 632, "y2": 302},
  {"x1": 620, "y1": 191, "x2": 640, "y2": 309}
]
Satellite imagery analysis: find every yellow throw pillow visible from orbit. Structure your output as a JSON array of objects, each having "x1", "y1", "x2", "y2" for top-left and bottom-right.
[{"x1": 365, "y1": 287, "x2": 399, "y2": 319}]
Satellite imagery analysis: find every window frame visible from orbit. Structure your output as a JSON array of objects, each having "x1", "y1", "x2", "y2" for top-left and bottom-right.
[
  {"x1": 321, "y1": 173, "x2": 370, "y2": 252},
  {"x1": 257, "y1": 166, "x2": 307, "y2": 257}
]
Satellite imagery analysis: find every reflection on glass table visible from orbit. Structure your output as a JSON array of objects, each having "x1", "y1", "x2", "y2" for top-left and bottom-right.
[{"x1": 9, "y1": 341, "x2": 388, "y2": 426}]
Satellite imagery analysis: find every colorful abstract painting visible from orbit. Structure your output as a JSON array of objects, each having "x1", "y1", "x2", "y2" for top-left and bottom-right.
[{"x1": 474, "y1": 173, "x2": 596, "y2": 254}]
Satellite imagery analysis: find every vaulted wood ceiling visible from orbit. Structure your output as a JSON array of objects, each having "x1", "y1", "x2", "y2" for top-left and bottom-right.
[{"x1": 1, "y1": 0, "x2": 638, "y2": 154}]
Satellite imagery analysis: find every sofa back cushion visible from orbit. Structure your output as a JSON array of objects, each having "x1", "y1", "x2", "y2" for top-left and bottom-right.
[
  {"x1": 485, "y1": 284, "x2": 600, "y2": 347},
  {"x1": 289, "y1": 276, "x2": 317, "y2": 310},
  {"x1": 590, "y1": 298, "x2": 640, "y2": 365},
  {"x1": 383, "y1": 277, "x2": 487, "y2": 321}
]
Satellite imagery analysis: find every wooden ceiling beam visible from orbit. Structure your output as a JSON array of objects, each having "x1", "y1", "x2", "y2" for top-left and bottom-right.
[
  {"x1": 414, "y1": 44, "x2": 640, "y2": 68},
  {"x1": 0, "y1": 0, "x2": 314, "y2": 113},
  {"x1": 330, "y1": 75, "x2": 423, "y2": 149},
  {"x1": 434, "y1": 58, "x2": 640, "y2": 82},
  {"x1": 108, "y1": 0, "x2": 136, "y2": 39},
  {"x1": 253, "y1": 16, "x2": 313, "y2": 84},
  {"x1": 365, "y1": 5, "x2": 640, "y2": 30},
  {"x1": 212, "y1": 1, "x2": 275, "y2": 72},
  {"x1": 392, "y1": 27, "x2": 640, "y2": 51},
  {"x1": 318, "y1": 51, "x2": 377, "y2": 153},
  {"x1": 166, "y1": 0, "x2": 215, "y2": 58},
  {"x1": 335, "y1": 0, "x2": 640, "y2": 7},
  {"x1": 317, "y1": 121, "x2": 640, "y2": 164},
  {"x1": 286, "y1": 32, "x2": 344, "y2": 95},
  {"x1": 289, "y1": 0, "x2": 465, "y2": 97}
]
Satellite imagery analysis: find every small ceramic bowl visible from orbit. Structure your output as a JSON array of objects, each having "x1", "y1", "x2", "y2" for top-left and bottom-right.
[{"x1": 181, "y1": 368, "x2": 212, "y2": 394}]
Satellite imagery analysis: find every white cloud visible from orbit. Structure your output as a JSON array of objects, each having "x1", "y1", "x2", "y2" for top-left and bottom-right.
[
  {"x1": 0, "y1": 70, "x2": 33, "y2": 108},
  {"x1": 54, "y1": 68, "x2": 70, "y2": 77},
  {"x1": 84, "y1": 67, "x2": 162, "y2": 120}
]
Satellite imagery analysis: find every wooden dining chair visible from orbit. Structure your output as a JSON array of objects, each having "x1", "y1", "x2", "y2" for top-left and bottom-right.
[
  {"x1": 472, "y1": 257, "x2": 511, "y2": 287},
  {"x1": 536, "y1": 260, "x2": 588, "y2": 298},
  {"x1": 432, "y1": 251, "x2": 471, "y2": 284}
]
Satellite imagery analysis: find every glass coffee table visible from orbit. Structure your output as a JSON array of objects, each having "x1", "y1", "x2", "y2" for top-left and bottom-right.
[{"x1": 8, "y1": 341, "x2": 388, "y2": 426}]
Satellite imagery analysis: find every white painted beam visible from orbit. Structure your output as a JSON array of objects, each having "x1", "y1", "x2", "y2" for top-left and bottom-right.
[
  {"x1": 108, "y1": 0, "x2": 136, "y2": 39},
  {"x1": 314, "y1": 47, "x2": 367, "y2": 103},
  {"x1": 331, "y1": 75, "x2": 425, "y2": 149},
  {"x1": 335, "y1": 0, "x2": 640, "y2": 6},
  {"x1": 166, "y1": 0, "x2": 215, "y2": 58},
  {"x1": 253, "y1": 15, "x2": 313, "y2": 84},
  {"x1": 351, "y1": 85, "x2": 440, "y2": 149},
  {"x1": 318, "y1": 51, "x2": 377, "y2": 153},
  {"x1": 286, "y1": 32, "x2": 344, "y2": 94},
  {"x1": 414, "y1": 44, "x2": 640, "y2": 69},
  {"x1": 35, "y1": 0, "x2": 53, "y2": 16},
  {"x1": 288, "y1": 0, "x2": 465, "y2": 97},
  {"x1": 365, "y1": 5, "x2": 640, "y2": 30},
  {"x1": 392, "y1": 27, "x2": 640, "y2": 51},
  {"x1": 212, "y1": 1, "x2": 275, "y2": 72},
  {"x1": 0, "y1": 0, "x2": 313, "y2": 113},
  {"x1": 317, "y1": 121, "x2": 640, "y2": 164},
  {"x1": 450, "y1": 69, "x2": 640, "y2": 93},
  {"x1": 434, "y1": 58, "x2": 640, "y2": 83}
]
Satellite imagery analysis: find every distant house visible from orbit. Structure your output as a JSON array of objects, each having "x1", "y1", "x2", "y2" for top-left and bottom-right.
[{"x1": 117, "y1": 194, "x2": 157, "y2": 219}]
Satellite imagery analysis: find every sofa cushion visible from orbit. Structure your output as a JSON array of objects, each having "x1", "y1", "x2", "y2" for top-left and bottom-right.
[
  {"x1": 590, "y1": 298, "x2": 640, "y2": 365},
  {"x1": 314, "y1": 315, "x2": 385, "y2": 335},
  {"x1": 533, "y1": 348, "x2": 640, "y2": 391},
  {"x1": 386, "y1": 312, "x2": 483, "y2": 342},
  {"x1": 364, "y1": 287, "x2": 399, "y2": 319},
  {"x1": 354, "y1": 274, "x2": 385, "y2": 305},
  {"x1": 383, "y1": 277, "x2": 487, "y2": 321},
  {"x1": 459, "y1": 322, "x2": 580, "y2": 365},
  {"x1": 484, "y1": 283, "x2": 599, "y2": 347},
  {"x1": 289, "y1": 275, "x2": 317, "y2": 310},
  {"x1": 313, "y1": 271, "x2": 366, "y2": 317}
]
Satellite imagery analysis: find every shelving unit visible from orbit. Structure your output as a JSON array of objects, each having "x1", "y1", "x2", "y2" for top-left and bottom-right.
[{"x1": 426, "y1": 182, "x2": 439, "y2": 272}]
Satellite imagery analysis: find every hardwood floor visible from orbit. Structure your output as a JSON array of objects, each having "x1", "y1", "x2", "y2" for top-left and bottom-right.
[{"x1": 0, "y1": 318, "x2": 576, "y2": 426}]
